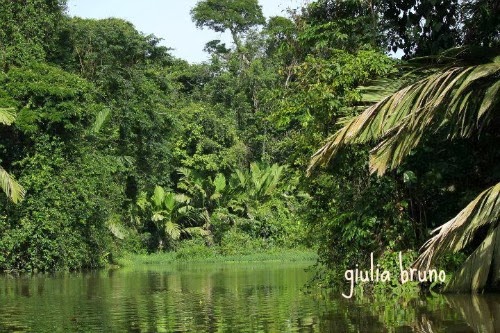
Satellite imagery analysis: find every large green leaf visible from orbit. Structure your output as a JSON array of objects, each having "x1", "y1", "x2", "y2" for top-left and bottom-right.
[
  {"x1": 250, "y1": 162, "x2": 265, "y2": 194},
  {"x1": 263, "y1": 164, "x2": 285, "y2": 196},
  {"x1": 152, "y1": 185, "x2": 165, "y2": 209},
  {"x1": 90, "y1": 107, "x2": 110, "y2": 134},
  {"x1": 163, "y1": 192, "x2": 176, "y2": 212},
  {"x1": 152, "y1": 212, "x2": 165, "y2": 222},
  {"x1": 213, "y1": 173, "x2": 226, "y2": 194}
]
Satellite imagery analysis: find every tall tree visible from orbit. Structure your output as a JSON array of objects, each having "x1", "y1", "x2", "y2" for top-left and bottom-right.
[{"x1": 191, "y1": 0, "x2": 265, "y2": 57}]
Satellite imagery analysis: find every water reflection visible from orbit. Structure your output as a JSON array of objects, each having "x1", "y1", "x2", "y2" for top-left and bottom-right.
[
  {"x1": 0, "y1": 263, "x2": 498, "y2": 332},
  {"x1": 445, "y1": 294, "x2": 500, "y2": 333}
]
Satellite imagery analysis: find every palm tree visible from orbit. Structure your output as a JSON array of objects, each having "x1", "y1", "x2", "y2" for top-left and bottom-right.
[
  {"x1": 0, "y1": 107, "x2": 25, "y2": 204},
  {"x1": 307, "y1": 50, "x2": 500, "y2": 292},
  {"x1": 137, "y1": 185, "x2": 211, "y2": 250}
]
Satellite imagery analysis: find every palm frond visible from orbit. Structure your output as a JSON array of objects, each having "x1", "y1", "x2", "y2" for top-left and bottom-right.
[
  {"x1": 356, "y1": 76, "x2": 405, "y2": 104},
  {"x1": 307, "y1": 60, "x2": 500, "y2": 176},
  {"x1": 107, "y1": 220, "x2": 127, "y2": 240},
  {"x1": 263, "y1": 164, "x2": 285, "y2": 196},
  {"x1": 165, "y1": 221, "x2": 181, "y2": 240},
  {"x1": 0, "y1": 108, "x2": 16, "y2": 125},
  {"x1": 0, "y1": 166, "x2": 26, "y2": 204},
  {"x1": 183, "y1": 227, "x2": 211, "y2": 237},
  {"x1": 413, "y1": 182, "x2": 500, "y2": 271}
]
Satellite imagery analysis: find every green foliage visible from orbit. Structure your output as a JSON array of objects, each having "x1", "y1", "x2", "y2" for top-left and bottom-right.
[
  {"x1": 0, "y1": 136, "x2": 124, "y2": 271},
  {"x1": 3, "y1": 63, "x2": 97, "y2": 136},
  {"x1": 219, "y1": 229, "x2": 268, "y2": 256},
  {"x1": 462, "y1": 0, "x2": 500, "y2": 47},
  {"x1": 172, "y1": 103, "x2": 245, "y2": 174},
  {"x1": 175, "y1": 239, "x2": 217, "y2": 260},
  {"x1": 382, "y1": 0, "x2": 460, "y2": 57},
  {"x1": 55, "y1": 17, "x2": 171, "y2": 80},
  {"x1": 0, "y1": 0, "x2": 66, "y2": 67},
  {"x1": 373, "y1": 250, "x2": 421, "y2": 295},
  {"x1": 270, "y1": 50, "x2": 395, "y2": 131},
  {"x1": 308, "y1": 45, "x2": 500, "y2": 291},
  {"x1": 302, "y1": 0, "x2": 382, "y2": 52}
]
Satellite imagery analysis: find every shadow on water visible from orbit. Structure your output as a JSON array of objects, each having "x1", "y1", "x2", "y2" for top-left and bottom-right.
[{"x1": 0, "y1": 263, "x2": 498, "y2": 332}]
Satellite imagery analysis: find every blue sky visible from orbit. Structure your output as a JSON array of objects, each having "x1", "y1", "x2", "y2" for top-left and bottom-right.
[{"x1": 66, "y1": 0, "x2": 306, "y2": 63}]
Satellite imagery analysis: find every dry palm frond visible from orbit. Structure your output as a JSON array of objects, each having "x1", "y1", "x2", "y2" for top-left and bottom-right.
[
  {"x1": 0, "y1": 166, "x2": 26, "y2": 204},
  {"x1": 307, "y1": 60, "x2": 500, "y2": 176},
  {"x1": 443, "y1": 225, "x2": 499, "y2": 292},
  {"x1": 413, "y1": 182, "x2": 500, "y2": 271}
]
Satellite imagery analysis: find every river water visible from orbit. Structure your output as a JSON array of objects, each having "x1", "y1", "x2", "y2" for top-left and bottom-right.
[{"x1": 0, "y1": 261, "x2": 498, "y2": 332}]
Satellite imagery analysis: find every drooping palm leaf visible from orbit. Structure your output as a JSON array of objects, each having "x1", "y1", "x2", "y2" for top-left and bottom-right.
[
  {"x1": 307, "y1": 59, "x2": 500, "y2": 176},
  {"x1": 356, "y1": 76, "x2": 408, "y2": 105},
  {"x1": 0, "y1": 108, "x2": 25, "y2": 203},
  {"x1": 413, "y1": 182, "x2": 500, "y2": 271},
  {"x1": 443, "y1": 225, "x2": 499, "y2": 292},
  {"x1": 0, "y1": 108, "x2": 16, "y2": 125},
  {"x1": 0, "y1": 166, "x2": 25, "y2": 204}
]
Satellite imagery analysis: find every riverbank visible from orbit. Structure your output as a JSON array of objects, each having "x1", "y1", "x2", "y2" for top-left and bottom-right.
[{"x1": 116, "y1": 246, "x2": 317, "y2": 267}]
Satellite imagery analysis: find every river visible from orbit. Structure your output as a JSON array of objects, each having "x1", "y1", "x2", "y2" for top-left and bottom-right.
[{"x1": 0, "y1": 261, "x2": 498, "y2": 332}]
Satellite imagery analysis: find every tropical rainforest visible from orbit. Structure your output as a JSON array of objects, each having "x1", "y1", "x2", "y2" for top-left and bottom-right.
[{"x1": 0, "y1": 0, "x2": 498, "y2": 292}]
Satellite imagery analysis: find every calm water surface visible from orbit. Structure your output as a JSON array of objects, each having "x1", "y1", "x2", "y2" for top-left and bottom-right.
[{"x1": 0, "y1": 261, "x2": 498, "y2": 332}]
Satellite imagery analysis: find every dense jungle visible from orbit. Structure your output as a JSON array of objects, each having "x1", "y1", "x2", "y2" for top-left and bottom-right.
[{"x1": 0, "y1": 0, "x2": 499, "y2": 295}]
